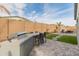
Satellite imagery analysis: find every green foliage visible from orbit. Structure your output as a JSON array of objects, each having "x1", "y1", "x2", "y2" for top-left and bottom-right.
[
  {"x1": 57, "y1": 35, "x2": 77, "y2": 45},
  {"x1": 46, "y1": 33, "x2": 58, "y2": 40}
]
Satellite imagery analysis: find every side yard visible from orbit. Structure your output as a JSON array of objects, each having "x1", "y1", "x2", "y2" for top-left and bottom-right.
[
  {"x1": 57, "y1": 35, "x2": 77, "y2": 45},
  {"x1": 46, "y1": 33, "x2": 58, "y2": 40},
  {"x1": 46, "y1": 33, "x2": 77, "y2": 45}
]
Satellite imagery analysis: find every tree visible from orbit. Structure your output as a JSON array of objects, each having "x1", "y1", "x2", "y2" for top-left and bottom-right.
[
  {"x1": 0, "y1": 5, "x2": 10, "y2": 15},
  {"x1": 56, "y1": 22, "x2": 62, "y2": 33}
]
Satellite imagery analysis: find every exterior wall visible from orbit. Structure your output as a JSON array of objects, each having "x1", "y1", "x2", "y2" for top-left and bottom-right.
[
  {"x1": 75, "y1": 3, "x2": 79, "y2": 44},
  {"x1": 0, "y1": 17, "x2": 76, "y2": 42},
  {"x1": 48, "y1": 24, "x2": 57, "y2": 32},
  {"x1": 35, "y1": 23, "x2": 42, "y2": 32},
  {"x1": 77, "y1": 18, "x2": 79, "y2": 44},
  {"x1": 63, "y1": 26, "x2": 76, "y2": 32},
  {"x1": 0, "y1": 19, "x2": 8, "y2": 41},
  {"x1": 0, "y1": 18, "x2": 25, "y2": 42},
  {"x1": 25, "y1": 21, "x2": 34, "y2": 32},
  {"x1": 9, "y1": 20, "x2": 25, "y2": 36}
]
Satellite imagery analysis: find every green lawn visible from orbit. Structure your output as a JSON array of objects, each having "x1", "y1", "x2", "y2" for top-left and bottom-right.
[
  {"x1": 46, "y1": 33, "x2": 58, "y2": 40},
  {"x1": 57, "y1": 35, "x2": 77, "y2": 45}
]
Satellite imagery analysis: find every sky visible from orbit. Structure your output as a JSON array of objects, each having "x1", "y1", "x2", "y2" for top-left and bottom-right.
[{"x1": 0, "y1": 3, "x2": 76, "y2": 26}]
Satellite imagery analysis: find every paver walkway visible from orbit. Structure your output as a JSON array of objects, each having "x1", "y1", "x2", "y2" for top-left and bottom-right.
[{"x1": 30, "y1": 40, "x2": 79, "y2": 56}]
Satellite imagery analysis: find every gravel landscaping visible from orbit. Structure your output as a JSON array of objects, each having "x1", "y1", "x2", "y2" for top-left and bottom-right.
[{"x1": 30, "y1": 40, "x2": 79, "y2": 56}]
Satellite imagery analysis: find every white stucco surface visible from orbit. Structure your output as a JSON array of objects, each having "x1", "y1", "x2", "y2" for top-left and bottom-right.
[{"x1": 0, "y1": 39, "x2": 20, "y2": 56}]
